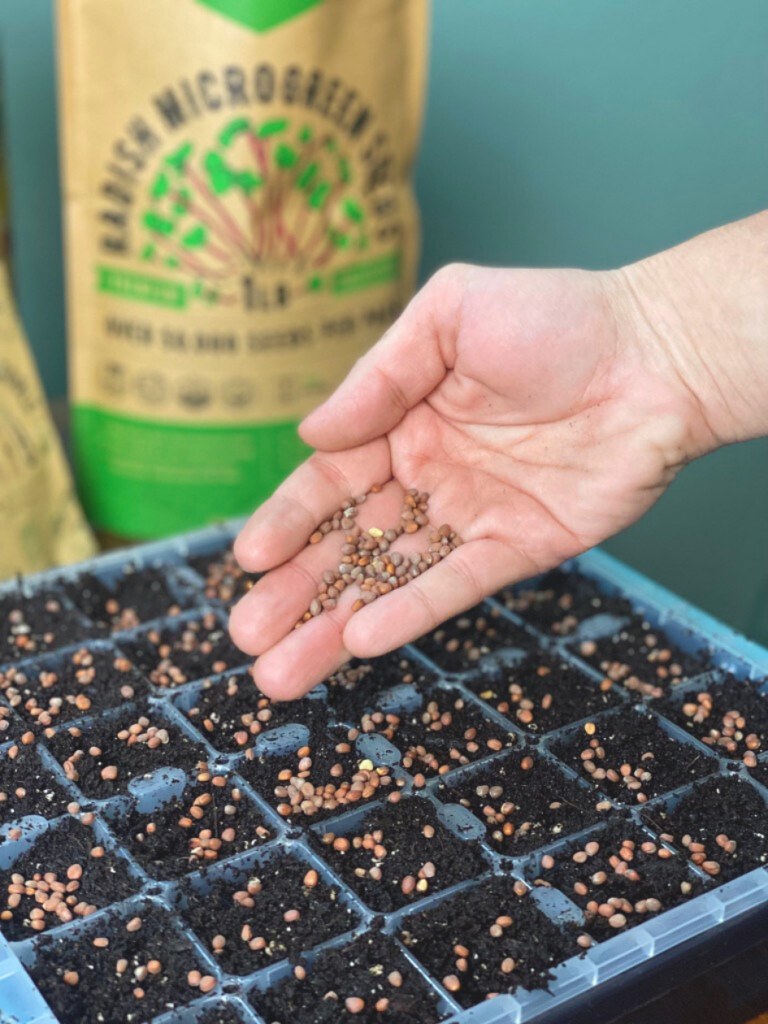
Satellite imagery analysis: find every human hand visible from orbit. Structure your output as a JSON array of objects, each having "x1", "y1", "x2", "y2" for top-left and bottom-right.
[{"x1": 231, "y1": 215, "x2": 768, "y2": 699}]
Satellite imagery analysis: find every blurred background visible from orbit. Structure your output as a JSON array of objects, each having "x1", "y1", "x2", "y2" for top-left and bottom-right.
[{"x1": 0, "y1": 0, "x2": 766, "y2": 642}]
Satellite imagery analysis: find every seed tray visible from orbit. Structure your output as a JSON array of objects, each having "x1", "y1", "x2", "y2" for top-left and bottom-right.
[{"x1": 0, "y1": 525, "x2": 765, "y2": 1024}]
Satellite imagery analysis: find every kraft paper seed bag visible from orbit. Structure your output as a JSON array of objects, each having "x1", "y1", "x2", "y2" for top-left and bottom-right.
[
  {"x1": 57, "y1": 0, "x2": 429, "y2": 538},
  {"x1": 0, "y1": 262, "x2": 97, "y2": 577}
]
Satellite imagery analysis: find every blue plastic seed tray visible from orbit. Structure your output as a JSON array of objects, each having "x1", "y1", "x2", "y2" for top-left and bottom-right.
[{"x1": 0, "y1": 522, "x2": 767, "y2": 1024}]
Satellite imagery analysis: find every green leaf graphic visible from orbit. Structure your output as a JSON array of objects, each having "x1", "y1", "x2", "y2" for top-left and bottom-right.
[{"x1": 195, "y1": 0, "x2": 323, "y2": 33}]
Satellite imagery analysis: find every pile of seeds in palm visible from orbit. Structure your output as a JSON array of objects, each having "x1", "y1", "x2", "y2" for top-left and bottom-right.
[{"x1": 295, "y1": 484, "x2": 461, "y2": 627}]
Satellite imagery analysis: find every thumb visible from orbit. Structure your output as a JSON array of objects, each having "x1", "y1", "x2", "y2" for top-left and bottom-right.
[{"x1": 300, "y1": 264, "x2": 469, "y2": 451}]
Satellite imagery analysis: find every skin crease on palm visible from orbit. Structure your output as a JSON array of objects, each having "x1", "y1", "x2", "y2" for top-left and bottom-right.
[{"x1": 230, "y1": 212, "x2": 768, "y2": 700}]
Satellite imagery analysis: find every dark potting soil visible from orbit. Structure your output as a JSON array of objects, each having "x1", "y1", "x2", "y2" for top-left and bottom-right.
[
  {"x1": 110, "y1": 775, "x2": 273, "y2": 880},
  {"x1": 45, "y1": 700, "x2": 209, "y2": 799},
  {"x1": 27, "y1": 904, "x2": 207, "y2": 1024},
  {"x1": 401, "y1": 876, "x2": 579, "y2": 1007},
  {"x1": 414, "y1": 603, "x2": 530, "y2": 673},
  {"x1": 467, "y1": 650, "x2": 623, "y2": 734},
  {"x1": 324, "y1": 650, "x2": 437, "y2": 723},
  {"x1": 658, "y1": 674, "x2": 768, "y2": 761},
  {"x1": 529, "y1": 818, "x2": 708, "y2": 940},
  {"x1": 0, "y1": 589, "x2": 95, "y2": 662},
  {"x1": 239, "y1": 722, "x2": 391, "y2": 825},
  {"x1": 0, "y1": 814, "x2": 139, "y2": 941},
  {"x1": 642, "y1": 774, "x2": 768, "y2": 883},
  {"x1": 497, "y1": 568, "x2": 633, "y2": 636},
  {"x1": 181, "y1": 673, "x2": 328, "y2": 753},
  {"x1": 570, "y1": 615, "x2": 712, "y2": 698},
  {"x1": 61, "y1": 566, "x2": 190, "y2": 633},
  {"x1": 377, "y1": 686, "x2": 517, "y2": 779},
  {"x1": 194, "y1": 1005, "x2": 246, "y2": 1024},
  {"x1": 121, "y1": 613, "x2": 247, "y2": 688},
  {"x1": 748, "y1": 760, "x2": 768, "y2": 791},
  {"x1": 436, "y1": 748, "x2": 602, "y2": 856},
  {"x1": 0, "y1": 744, "x2": 72, "y2": 823},
  {"x1": 188, "y1": 545, "x2": 260, "y2": 607},
  {"x1": 0, "y1": 646, "x2": 150, "y2": 731},
  {"x1": 179, "y1": 851, "x2": 360, "y2": 975},
  {"x1": 551, "y1": 707, "x2": 717, "y2": 805},
  {"x1": 250, "y1": 930, "x2": 445, "y2": 1024},
  {"x1": 309, "y1": 796, "x2": 485, "y2": 914}
]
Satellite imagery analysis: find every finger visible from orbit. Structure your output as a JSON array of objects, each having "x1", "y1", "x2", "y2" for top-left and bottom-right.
[
  {"x1": 342, "y1": 538, "x2": 535, "y2": 657},
  {"x1": 230, "y1": 480, "x2": 408, "y2": 656},
  {"x1": 251, "y1": 615, "x2": 350, "y2": 701},
  {"x1": 234, "y1": 439, "x2": 391, "y2": 573},
  {"x1": 299, "y1": 265, "x2": 469, "y2": 451}
]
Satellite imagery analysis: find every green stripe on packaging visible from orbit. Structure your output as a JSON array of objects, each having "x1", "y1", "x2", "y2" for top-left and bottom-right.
[
  {"x1": 72, "y1": 405, "x2": 310, "y2": 537},
  {"x1": 96, "y1": 266, "x2": 187, "y2": 309}
]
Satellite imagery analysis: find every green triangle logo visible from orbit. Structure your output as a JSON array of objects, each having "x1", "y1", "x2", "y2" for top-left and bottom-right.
[{"x1": 196, "y1": 0, "x2": 323, "y2": 33}]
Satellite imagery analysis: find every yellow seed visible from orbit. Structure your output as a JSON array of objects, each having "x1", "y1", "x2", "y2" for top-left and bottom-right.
[
  {"x1": 585, "y1": 723, "x2": 596, "y2": 735},
  {"x1": 358, "y1": 759, "x2": 374, "y2": 771},
  {"x1": 368, "y1": 528, "x2": 383, "y2": 538}
]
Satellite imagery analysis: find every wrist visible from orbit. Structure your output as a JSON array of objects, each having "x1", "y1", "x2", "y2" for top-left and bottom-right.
[{"x1": 607, "y1": 213, "x2": 768, "y2": 454}]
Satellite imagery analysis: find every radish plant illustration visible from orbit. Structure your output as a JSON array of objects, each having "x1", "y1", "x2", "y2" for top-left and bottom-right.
[{"x1": 141, "y1": 118, "x2": 369, "y2": 302}]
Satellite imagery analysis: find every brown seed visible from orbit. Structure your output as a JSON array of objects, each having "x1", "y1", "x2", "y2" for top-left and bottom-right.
[
  {"x1": 147, "y1": 960, "x2": 162, "y2": 975},
  {"x1": 303, "y1": 869, "x2": 319, "y2": 888},
  {"x1": 345, "y1": 997, "x2": 365, "y2": 1014},
  {"x1": 577, "y1": 935, "x2": 593, "y2": 949},
  {"x1": 501, "y1": 958, "x2": 516, "y2": 974},
  {"x1": 375, "y1": 998, "x2": 390, "y2": 1012},
  {"x1": 187, "y1": 970, "x2": 202, "y2": 987},
  {"x1": 609, "y1": 913, "x2": 627, "y2": 929},
  {"x1": 702, "y1": 860, "x2": 721, "y2": 876},
  {"x1": 126, "y1": 916, "x2": 142, "y2": 932},
  {"x1": 100, "y1": 765, "x2": 118, "y2": 781},
  {"x1": 67, "y1": 864, "x2": 83, "y2": 881},
  {"x1": 63, "y1": 971, "x2": 79, "y2": 986},
  {"x1": 388, "y1": 970, "x2": 403, "y2": 987},
  {"x1": 199, "y1": 976, "x2": 216, "y2": 994},
  {"x1": 401, "y1": 875, "x2": 416, "y2": 895},
  {"x1": 443, "y1": 975, "x2": 461, "y2": 993}
]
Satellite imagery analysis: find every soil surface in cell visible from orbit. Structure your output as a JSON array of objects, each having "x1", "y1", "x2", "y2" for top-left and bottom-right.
[
  {"x1": 436, "y1": 748, "x2": 602, "y2": 855},
  {"x1": 251, "y1": 930, "x2": 445, "y2": 1024},
  {"x1": 27, "y1": 904, "x2": 207, "y2": 1024},
  {"x1": 309, "y1": 796, "x2": 485, "y2": 913},
  {"x1": 0, "y1": 590, "x2": 94, "y2": 662},
  {"x1": 529, "y1": 818, "x2": 708, "y2": 939},
  {"x1": 551, "y1": 708, "x2": 716, "y2": 805},
  {"x1": 324, "y1": 651, "x2": 436, "y2": 723},
  {"x1": 0, "y1": 744, "x2": 72, "y2": 822},
  {"x1": 642, "y1": 774, "x2": 768, "y2": 882},
  {"x1": 61, "y1": 566, "x2": 189, "y2": 633},
  {"x1": 570, "y1": 616, "x2": 711, "y2": 698},
  {"x1": 179, "y1": 850, "x2": 360, "y2": 975},
  {"x1": 0, "y1": 814, "x2": 139, "y2": 940},
  {"x1": 122, "y1": 613, "x2": 246, "y2": 688},
  {"x1": 46, "y1": 700, "x2": 209, "y2": 799},
  {"x1": 0, "y1": 646, "x2": 150, "y2": 731},
  {"x1": 362, "y1": 686, "x2": 517, "y2": 779},
  {"x1": 240, "y1": 722, "x2": 392, "y2": 825},
  {"x1": 402, "y1": 875, "x2": 579, "y2": 1007},
  {"x1": 188, "y1": 545, "x2": 260, "y2": 606},
  {"x1": 110, "y1": 773, "x2": 273, "y2": 880},
  {"x1": 195, "y1": 1007, "x2": 245, "y2": 1024},
  {"x1": 497, "y1": 569, "x2": 633, "y2": 636},
  {"x1": 467, "y1": 650, "x2": 623, "y2": 734},
  {"x1": 181, "y1": 673, "x2": 328, "y2": 753},
  {"x1": 415, "y1": 603, "x2": 529, "y2": 672},
  {"x1": 658, "y1": 674, "x2": 768, "y2": 762}
]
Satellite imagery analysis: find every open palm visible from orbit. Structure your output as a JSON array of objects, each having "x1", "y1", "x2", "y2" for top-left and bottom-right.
[{"x1": 231, "y1": 263, "x2": 710, "y2": 698}]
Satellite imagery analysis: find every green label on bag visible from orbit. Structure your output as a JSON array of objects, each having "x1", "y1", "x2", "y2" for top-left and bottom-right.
[
  {"x1": 195, "y1": 0, "x2": 323, "y2": 32},
  {"x1": 72, "y1": 405, "x2": 309, "y2": 537}
]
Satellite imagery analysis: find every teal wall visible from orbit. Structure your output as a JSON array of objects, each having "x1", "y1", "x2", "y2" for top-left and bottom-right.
[{"x1": 0, "y1": 0, "x2": 766, "y2": 642}]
